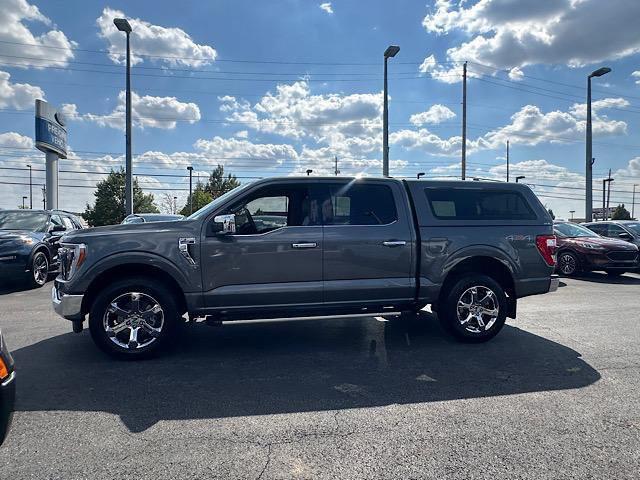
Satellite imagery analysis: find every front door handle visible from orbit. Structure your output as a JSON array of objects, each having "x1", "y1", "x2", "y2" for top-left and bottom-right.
[
  {"x1": 382, "y1": 240, "x2": 407, "y2": 247},
  {"x1": 292, "y1": 242, "x2": 317, "y2": 249}
]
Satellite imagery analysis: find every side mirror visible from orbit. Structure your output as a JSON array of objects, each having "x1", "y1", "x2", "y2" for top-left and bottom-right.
[
  {"x1": 618, "y1": 232, "x2": 632, "y2": 241},
  {"x1": 50, "y1": 224, "x2": 66, "y2": 235},
  {"x1": 213, "y1": 214, "x2": 236, "y2": 235}
]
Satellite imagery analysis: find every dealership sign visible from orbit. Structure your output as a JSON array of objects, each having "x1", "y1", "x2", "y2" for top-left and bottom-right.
[{"x1": 35, "y1": 99, "x2": 67, "y2": 159}]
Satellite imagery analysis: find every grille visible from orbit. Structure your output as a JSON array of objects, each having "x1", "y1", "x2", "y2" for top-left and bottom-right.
[{"x1": 607, "y1": 251, "x2": 638, "y2": 262}]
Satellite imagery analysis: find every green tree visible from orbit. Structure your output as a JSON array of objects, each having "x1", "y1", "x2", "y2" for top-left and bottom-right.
[
  {"x1": 205, "y1": 165, "x2": 240, "y2": 198},
  {"x1": 179, "y1": 182, "x2": 213, "y2": 216},
  {"x1": 547, "y1": 208, "x2": 555, "y2": 220},
  {"x1": 83, "y1": 168, "x2": 159, "y2": 226},
  {"x1": 179, "y1": 165, "x2": 240, "y2": 215},
  {"x1": 611, "y1": 204, "x2": 631, "y2": 220}
]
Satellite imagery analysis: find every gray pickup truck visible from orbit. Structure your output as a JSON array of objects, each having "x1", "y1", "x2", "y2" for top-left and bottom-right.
[{"x1": 52, "y1": 177, "x2": 558, "y2": 358}]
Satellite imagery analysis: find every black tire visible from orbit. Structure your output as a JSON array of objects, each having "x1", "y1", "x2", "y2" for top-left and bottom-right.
[
  {"x1": 26, "y1": 250, "x2": 49, "y2": 289},
  {"x1": 89, "y1": 276, "x2": 179, "y2": 360},
  {"x1": 438, "y1": 274, "x2": 507, "y2": 343},
  {"x1": 605, "y1": 270, "x2": 624, "y2": 277},
  {"x1": 557, "y1": 251, "x2": 579, "y2": 277}
]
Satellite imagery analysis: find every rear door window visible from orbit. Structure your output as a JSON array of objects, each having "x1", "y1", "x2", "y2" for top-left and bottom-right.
[
  {"x1": 424, "y1": 188, "x2": 536, "y2": 221},
  {"x1": 322, "y1": 183, "x2": 397, "y2": 225}
]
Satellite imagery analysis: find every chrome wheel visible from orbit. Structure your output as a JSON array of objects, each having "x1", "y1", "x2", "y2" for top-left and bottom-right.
[
  {"x1": 32, "y1": 252, "x2": 48, "y2": 286},
  {"x1": 102, "y1": 292, "x2": 165, "y2": 350},
  {"x1": 559, "y1": 253, "x2": 577, "y2": 275},
  {"x1": 456, "y1": 286, "x2": 499, "y2": 334}
]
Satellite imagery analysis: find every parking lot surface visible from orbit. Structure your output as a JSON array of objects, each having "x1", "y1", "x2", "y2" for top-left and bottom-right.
[{"x1": 0, "y1": 273, "x2": 639, "y2": 479}]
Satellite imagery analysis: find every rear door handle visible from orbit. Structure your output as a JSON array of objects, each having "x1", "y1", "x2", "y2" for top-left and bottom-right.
[
  {"x1": 382, "y1": 240, "x2": 407, "y2": 247},
  {"x1": 292, "y1": 242, "x2": 317, "y2": 249}
]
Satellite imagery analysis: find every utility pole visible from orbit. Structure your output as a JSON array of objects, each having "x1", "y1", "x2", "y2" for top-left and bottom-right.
[
  {"x1": 334, "y1": 155, "x2": 340, "y2": 176},
  {"x1": 42, "y1": 185, "x2": 46, "y2": 209},
  {"x1": 173, "y1": 196, "x2": 177, "y2": 214},
  {"x1": 632, "y1": 184, "x2": 637, "y2": 220},
  {"x1": 606, "y1": 169, "x2": 613, "y2": 220},
  {"x1": 22, "y1": 196, "x2": 27, "y2": 209},
  {"x1": 602, "y1": 178, "x2": 606, "y2": 221},
  {"x1": 506, "y1": 140, "x2": 509, "y2": 182},
  {"x1": 570, "y1": 210, "x2": 575, "y2": 221},
  {"x1": 187, "y1": 166, "x2": 194, "y2": 215},
  {"x1": 27, "y1": 164, "x2": 32, "y2": 209},
  {"x1": 461, "y1": 61, "x2": 467, "y2": 181}
]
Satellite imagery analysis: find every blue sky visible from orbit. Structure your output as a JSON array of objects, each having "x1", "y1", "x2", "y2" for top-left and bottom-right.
[{"x1": 1, "y1": 0, "x2": 640, "y2": 217}]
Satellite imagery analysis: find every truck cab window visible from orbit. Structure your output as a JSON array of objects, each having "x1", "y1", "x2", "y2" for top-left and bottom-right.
[
  {"x1": 226, "y1": 185, "x2": 317, "y2": 235},
  {"x1": 323, "y1": 183, "x2": 397, "y2": 225}
]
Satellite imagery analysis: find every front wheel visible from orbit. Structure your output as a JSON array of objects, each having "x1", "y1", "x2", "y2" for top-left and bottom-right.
[
  {"x1": 557, "y1": 251, "x2": 579, "y2": 276},
  {"x1": 27, "y1": 251, "x2": 49, "y2": 288},
  {"x1": 438, "y1": 274, "x2": 507, "y2": 343},
  {"x1": 89, "y1": 277, "x2": 179, "y2": 359}
]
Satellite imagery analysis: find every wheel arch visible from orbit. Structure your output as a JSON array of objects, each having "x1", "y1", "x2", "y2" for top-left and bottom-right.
[
  {"x1": 438, "y1": 256, "x2": 516, "y2": 318},
  {"x1": 81, "y1": 263, "x2": 187, "y2": 316}
]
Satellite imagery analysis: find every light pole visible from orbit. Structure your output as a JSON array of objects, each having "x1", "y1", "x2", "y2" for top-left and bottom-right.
[
  {"x1": 186, "y1": 166, "x2": 194, "y2": 214},
  {"x1": 173, "y1": 196, "x2": 177, "y2": 215},
  {"x1": 22, "y1": 196, "x2": 27, "y2": 209},
  {"x1": 632, "y1": 184, "x2": 638, "y2": 220},
  {"x1": 515, "y1": 175, "x2": 525, "y2": 183},
  {"x1": 585, "y1": 66, "x2": 611, "y2": 222},
  {"x1": 114, "y1": 17, "x2": 133, "y2": 216},
  {"x1": 27, "y1": 164, "x2": 32, "y2": 209},
  {"x1": 570, "y1": 210, "x2": 575, "y2": 221},
  {"x1": 417, "y1": 172, "x2": 425, "y2": 180},
  {"x1": 383, "y1": 45, "x2": 400, "y2": 178}
]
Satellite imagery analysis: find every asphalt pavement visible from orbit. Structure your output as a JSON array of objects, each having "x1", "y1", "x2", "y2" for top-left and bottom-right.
[{"x1": 0, "y1": 272, "x2": 638, "y2": 479}]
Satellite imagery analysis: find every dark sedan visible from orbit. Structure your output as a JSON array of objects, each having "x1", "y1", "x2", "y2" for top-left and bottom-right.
[
  {"x1": 554, "y1": 221, "x2": 639, "y2": 276},
  {"x1": 0, "y1": 329, "x2": 15, "y2": 446},
  {"x1": 0, "y1": 210, "x2": 83, "y2": 288},
  {"x1": 582, "y1": 221, "x2": 640, "y2": 248}
]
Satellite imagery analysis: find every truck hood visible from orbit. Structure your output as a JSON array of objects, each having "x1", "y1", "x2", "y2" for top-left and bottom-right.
[{"x1": 61, "y1": 220, "x2": 199, "y2": 244}]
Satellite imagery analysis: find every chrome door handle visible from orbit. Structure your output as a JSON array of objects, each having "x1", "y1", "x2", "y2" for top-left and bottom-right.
[
  {"x1": 382, "y1": 240, "x2": 407, "y2": 247},
  {"x1": 292, "y1": 242, "x2": 317, "y2": 249}
]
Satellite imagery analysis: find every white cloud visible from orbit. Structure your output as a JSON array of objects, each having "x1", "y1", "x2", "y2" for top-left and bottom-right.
[
  {"x1": 508, "y1": 67, "x2": 524, "y2": 81},
  {"x1": 96, "y1": 7, "x2": 217, "y2": 67},
  {"x1": 423, "y1": 0, "x2": 640, "y2": 72},
  {"x1": 631, "y1": 71, "x2": 640, "y2": 85},
  {"x1": 0, "y1": 131, "x2": 33, "y2": 148},
  {"x1": 320, "y1": 3, "x2": 334, "y2": 14},
  {"x1": 0, "y1": 70, "x2": 44, "y2": 108},
  {"x1": 234, "y1": 130, "x2": 249, "y2": 139},
  {"x1": 0, "y1": 0, "x2": 76, "y2": 68},
  {"x1": 410, "y1": 104, "x2": 456, "y2": 126},
  {"x1": 390, "y1": 128, "x2": 465, "y2": 157},
  {"x1": 66, "y1": 91, "x2": 201, "y2": 130},
  {"x1": 194, "y1": 136, "x2": 299, "y2": 166},
  {"x1": 220, "y1": 80, "x2": 383, "y2": 159}
]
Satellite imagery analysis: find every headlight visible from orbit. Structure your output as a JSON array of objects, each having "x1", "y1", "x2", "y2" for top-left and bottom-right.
[
  {"x1": 58, "y1": 243, "x2": 87, "y2": 281},
  {"x1": 16, "y1": 235, "x2": 33, "y2": 245},
  {"x1": 577, "y1": 242, "x2": 605, "y2": 250}
]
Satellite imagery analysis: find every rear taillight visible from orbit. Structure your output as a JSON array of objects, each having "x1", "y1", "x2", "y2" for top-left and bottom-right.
[{"x1": 536, "y1": 235, "x2": 557, "y2": 266}]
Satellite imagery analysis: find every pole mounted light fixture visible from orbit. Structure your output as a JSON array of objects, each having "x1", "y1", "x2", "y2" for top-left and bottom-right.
[
  {"x1": 382, "y1": 45, "x2": 400, "y2": 178},
  {"x1": 515, "y1": 175, "x2": 525, "y2": 183},
  {"x1": 113, "y1": 18, "x2": 132, "y2": 32},
  {"x1": 585, "y1": 66, "x2": 611, "y2": 222},
  {"x1": 306, "y1": 169, "x2": 313, "y2": 176},
  {"x1": 417, "y1": 172, "x2": 425, "y2": 179}
]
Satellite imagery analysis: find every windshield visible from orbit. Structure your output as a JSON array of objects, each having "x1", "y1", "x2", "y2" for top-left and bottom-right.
[
  {"x1": 0, "y1": 211, "x2": 49, "y2": 232},
  {"x1": 187, "y1": 183, "x2": 251, "y2": 220},
  {"x1": 624, "y1": 223, "x2": 640, "y2": 235},
  {"x1": 554, "y1": 222, "x2": 598, "y2": 238}
]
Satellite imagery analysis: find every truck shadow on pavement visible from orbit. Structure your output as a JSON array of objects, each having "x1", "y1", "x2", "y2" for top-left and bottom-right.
[{"x1": 11, "y1": 313, "x2": 600, "y2": 433}]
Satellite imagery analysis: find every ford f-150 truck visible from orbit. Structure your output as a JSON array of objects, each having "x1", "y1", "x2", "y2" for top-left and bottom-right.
[{"x1": 52, "y1": 177, "x2": 558, "y2": 359}]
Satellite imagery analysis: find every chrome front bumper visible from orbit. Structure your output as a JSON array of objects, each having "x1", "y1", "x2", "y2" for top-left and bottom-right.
[
  {"x1": 548, "y1": 274, "x2": 560, "y2": 293},
  {"x1": 51, "y1": 285, "x2": 84, "y2": 321}
]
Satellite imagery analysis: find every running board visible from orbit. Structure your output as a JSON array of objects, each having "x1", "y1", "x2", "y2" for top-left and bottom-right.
[{"x1": 202, "y1": 311, "x2": 403, "y2": 326}]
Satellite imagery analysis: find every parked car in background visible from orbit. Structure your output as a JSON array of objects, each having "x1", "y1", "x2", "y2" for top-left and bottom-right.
[
  {"x1": 0, "y1": 210, "x2": 84, "y2": 288},
  {"x1": 554, "y1": 221, "x2": 639, "y2": 276},
  {"x1": 0, "y1": 329, "x2": 15, "y2": 446},
  {"x1": 53, "y1": 177, "x2": 559, "y2": 358},
  {"x1": 122, "y1": 213, "x2": 185, "y2": 224},
  {"x1": 581, "y1": 221, "x2": 640, "y2": 248}
]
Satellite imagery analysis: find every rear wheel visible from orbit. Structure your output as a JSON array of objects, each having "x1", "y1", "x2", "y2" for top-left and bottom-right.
[
  {"x1": 89, "y1": 277, "x2": 179, "y2": 359},
  {"x1": 558, "y1": 251, "x2": 579, "y2": 276},
  {"x1": 439, "y1": 274, "x2": 507, "y2": 343},
  {"x1": 26, "y1": 251, "x2": 49, "y2": 288}
]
